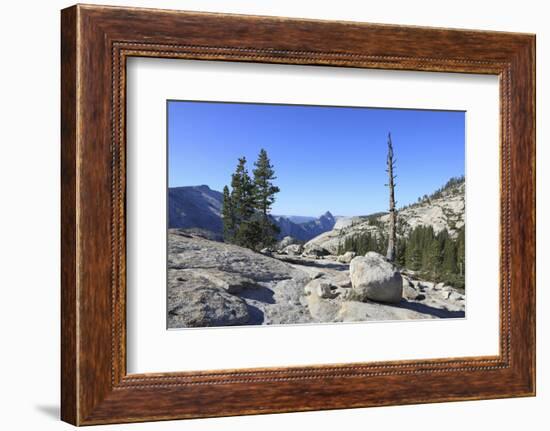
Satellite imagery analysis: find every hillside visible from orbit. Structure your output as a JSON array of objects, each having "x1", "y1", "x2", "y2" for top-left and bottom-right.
[
  {"x1": 305, "y1": 177, "x2": 465, "y2": 255},
  {"x1": 168, "y1": 185, "x2": 224, "y2": 239}
]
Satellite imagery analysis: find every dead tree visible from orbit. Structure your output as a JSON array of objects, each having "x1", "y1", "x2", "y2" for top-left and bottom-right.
[{"x1": 385, "y1": 132, "x2": 397, "y2": 262}]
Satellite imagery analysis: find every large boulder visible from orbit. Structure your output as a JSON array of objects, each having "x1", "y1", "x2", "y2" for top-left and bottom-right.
[
  {"x1": 168, "y1": 284, "x2": 250, "y2": 327},
  {"x1": 281, "y1": 243, "x2": 304, "y2": 256},
  {"x1": 302, "y1": 243, "x2": 330, "y2": 258},
  {"x1": 337, "y1": 251, "x2": 356, "y2": 264},
  {"x1": 402, "y1": 277, "x2": 419, "y2": 300},
  {"x1": 304, "y1": 279, "x2": 336, "y2": 299},
  {"x1": 278, "y1": 236, "x2": 299, "y2": 249},
  {"x1": 349, "y1": 252, "x2": 403, "y2": 303}
]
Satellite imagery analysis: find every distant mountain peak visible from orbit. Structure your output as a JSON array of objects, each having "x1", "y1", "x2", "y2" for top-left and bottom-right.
[
  {"x1": 168, "y1": 185, "x2": 335, "y2": 242},
  {"x1": 168, "y1": 186, "x2": 224, "y2": 240}
]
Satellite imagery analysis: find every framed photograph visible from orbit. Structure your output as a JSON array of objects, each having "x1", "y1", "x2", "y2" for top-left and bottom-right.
[
  {"x1": 164, "y1": 100, "x2": 466, "y2": 331},
  {"x1": 61, "y1": 4, "x2": 536, "y2": 425}
]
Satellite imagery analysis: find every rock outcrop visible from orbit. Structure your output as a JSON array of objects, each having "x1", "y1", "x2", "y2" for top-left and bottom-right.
[
  {"x1": 168, "y1": 230, "x2": 312, "y2": 328},
  {"x1": 281, "y1": 244, "x2": 304, "y2": 256},
  {"x1": 349, "y1": 252, "x2": 403, "y2": 303},
  {"x1": 168, "y1": 230, "x2": 465, "y2": 328},
  {"x1": 337, "y1": 251, "x2": 356, "y2": 264},
  {"x1": 278, "y1": 236, "x2": 300, "y2": 249},
  {"x1": 178, "y1": 268, "x2": 257, "y2": 294},
  {"x1": 304, "y1": 279, "x2": 337, "y2": 299},
  {"x1": 168, "y1": 282, "x2": 250, "y2": 327},
  {"x1": 302, "y1": 243, "x2": 330, "y2": 258}
]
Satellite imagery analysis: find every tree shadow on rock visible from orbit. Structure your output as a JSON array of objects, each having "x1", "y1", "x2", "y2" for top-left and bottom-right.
[
  {"x1": 278, "y1": 257, "x2": 348, "y2": 271},
  {"x1": 244, "y1": 303, "x2": 265, "y2": 325},
  {"x1": 238, "y1": 286, "x2": 275, "y2": 304}
]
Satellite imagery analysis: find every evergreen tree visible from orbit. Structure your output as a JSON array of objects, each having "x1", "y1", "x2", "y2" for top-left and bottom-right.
[
  {"x1": 337, "y1": 229, "x2": 345, "y2": 255},
  {"x1": 414, "y1": 226, "x2": 441, "y2": 275},
  {"x1": 396, "y1": 237, "x2": 407, "y2": 266},
  {"x1": 376, "y1": 233, "x2": 388, "y2": 255},
  {"x1": 235, "y1": 214, "x2": 264, "y2": 250},
  {"x1": 442, "y1": 237, "x2": 458, "y2": 274},
  {"x1": 221, "y1": 153, "x2": 284, "y2": 251},
  {"x1": 230, "y1": 157, "x2": 255, "y2": 222},
  {"x1": 405, "y1": 226, "x2": 424, "y2": 271},
  {"x1": 425, "y1": 235, "x2": 441, "y2": 275},
  {"x1": 221, "y1": 185, "x2": 235, "y2": 242},
  {"x1": 229, "y1": 157, "x2": 258, "y2": 248},
  {"x1": 337, "y1": 222, "x2": 465, "y2": 288},
  {"x1": 456, "y1": 226, "x2": 465, "y2": 276},
  {"x1": 252, "y1": 149, "x2": 280, "y2": 248}
]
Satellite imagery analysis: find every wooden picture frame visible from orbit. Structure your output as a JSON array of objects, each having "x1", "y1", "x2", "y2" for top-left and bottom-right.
[{"x1": 61, "y1": 4, "x2": 535, "y2": 425}]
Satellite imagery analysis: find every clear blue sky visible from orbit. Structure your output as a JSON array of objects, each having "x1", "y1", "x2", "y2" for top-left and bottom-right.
[{"x1": 168, "y1": 101, "x2": 464, "y2": 217}]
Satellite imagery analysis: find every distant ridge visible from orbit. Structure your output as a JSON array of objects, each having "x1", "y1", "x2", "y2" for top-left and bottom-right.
[
  {"x1": 273, "y1": 215, "x2": 317, "y2": 225},
  {"x1": 168, "y1": 185, "x2": 223, "y2": 235},
  {"x1": 274, "y1": 211, "x2": 335, "y2": 241},
  {"x1": 168, "y1": 185, "x2": 335, "y2": 242}
]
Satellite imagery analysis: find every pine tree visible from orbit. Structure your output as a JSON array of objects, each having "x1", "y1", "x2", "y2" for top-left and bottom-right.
[
  {"x1": 221, "y1": 152, "x2": 284, "y2": 251},
  {"x1": 252, "y1": 149, "x2": 280, "y2": 248},
  {"x1": 442, "y1": 236, "x2": 458, "y2": 274},
  {"x1": 337, "y1": 229, "x2": 345, "y2": 255},
  {"x1": 230, "y1": 157, "x2": 257, "y2": 248},
  {"x1": 396, "y1": 237, "x2": 407, "y2": 266},
  {"x1": 394, "y1": 224, "x2": 464, "y2": 287},
  {"x1": 231, "y1": 158, "x2": 254, "y2": 221},
  {"x1": 424, "y1": 232, "x2": 441, "y2": 275},
  {"x1": 456, "y1": 226, "x2": 465, "y2": 276},
  {"x1": 235, "y1": 214, "x2": 264, "y2": 250},
  {"x1": 405, "y1": 227, "x2": 423, "y2": 271},
  {"x1": 357, "y1": 234, "x2": 366, "y2": 255},
  {"x1": 221, "y1": 185, "x2": 235, "y2": 242}
]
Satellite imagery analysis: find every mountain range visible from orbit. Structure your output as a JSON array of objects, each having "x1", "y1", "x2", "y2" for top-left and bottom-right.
[
  {"x1": 168, "y1": 185, "x2": 336, "y2": 242},
  {"x1": 168, "y1": 177, "x2": 464, "y2": 247}
]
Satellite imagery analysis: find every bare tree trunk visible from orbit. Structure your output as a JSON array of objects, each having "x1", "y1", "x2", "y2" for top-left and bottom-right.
[{"x1": 386, "y1": 133, "x2": 397, "y2": 262}]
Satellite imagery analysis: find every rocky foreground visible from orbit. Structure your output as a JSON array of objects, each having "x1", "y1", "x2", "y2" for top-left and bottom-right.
[{"x1": 167, "y1": 230, "x2": 465, "y2": 328}]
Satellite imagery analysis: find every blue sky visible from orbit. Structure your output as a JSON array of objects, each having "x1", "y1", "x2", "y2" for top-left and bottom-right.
[{"x1": 168, "y1": 101, "x2": 464, "y2": 217}]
